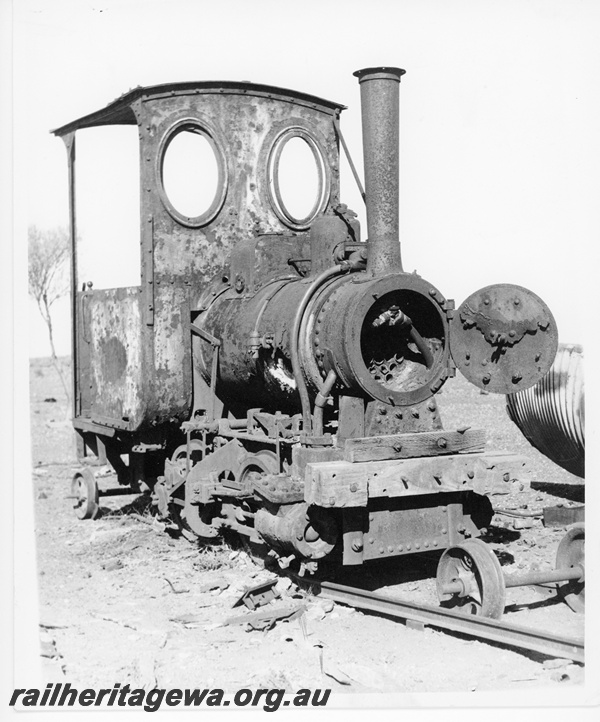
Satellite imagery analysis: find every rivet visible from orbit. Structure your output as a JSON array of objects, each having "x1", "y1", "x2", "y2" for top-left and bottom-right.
[
  {"x1": 387, "y1": 546, "x2": 393, "y2": 553},
  {"x1": 467, "y1": 471, "x2": 474, "y2": 479},
  {"x1": 411, "y1": 410, "x2": 420, "y2": 418},
  {"x1": 398, "y1": 545, "x2": 403, "y2": 552},
  {"x1": 349, "y1": 483, "x2": 358, "y2": 493},
  {"x1": 395, "y1": 411, "x2": 403, "y2": 419},
  {"x1": 379, "y1": 546, "x2": 385, "y2": 554}
]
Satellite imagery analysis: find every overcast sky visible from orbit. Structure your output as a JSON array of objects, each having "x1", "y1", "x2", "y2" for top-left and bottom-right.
[{"x1": 11, "y1": 0, "x2": 599, "y2": 357}]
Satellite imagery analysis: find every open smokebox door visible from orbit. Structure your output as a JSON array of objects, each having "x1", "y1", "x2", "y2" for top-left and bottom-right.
[{"x1": 449, "y1": 283, "x2": 559, "y2": 394}]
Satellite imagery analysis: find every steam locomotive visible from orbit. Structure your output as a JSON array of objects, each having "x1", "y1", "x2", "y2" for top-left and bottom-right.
[{"x1": 55, "y1": 67, "x2": 559, "y2": 586}]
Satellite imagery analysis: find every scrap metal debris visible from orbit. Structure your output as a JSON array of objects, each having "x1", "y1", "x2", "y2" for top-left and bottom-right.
[
  {"x1": 232, "y1": 579, "x2": 280, "y2": 610},
  {"x1": 224, "y1": 603, "x2": 307, "y2": 631}
]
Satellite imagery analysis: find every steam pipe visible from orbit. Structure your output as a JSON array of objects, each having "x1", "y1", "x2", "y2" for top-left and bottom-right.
[
  {"x1": 312, "y1": 370, "x2": 338, "y2": 438},
  {"x1": 353, "y1": 66, "x2": 405, "y2": 275}
]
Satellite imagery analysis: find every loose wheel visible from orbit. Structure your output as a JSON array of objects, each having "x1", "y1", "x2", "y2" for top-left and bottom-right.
[
  {"x1": 71, "y1": 469, "x2": 100, "y2": 520},
  {"x1": 436, "y1": 538, "x2": 506, "y2": 619},
  {"x1": 171, "y1": 439, "x2": 205, "y2": 472},
  {"x1": 556, "y1": 522, "x2": 585, "y2": 613}
]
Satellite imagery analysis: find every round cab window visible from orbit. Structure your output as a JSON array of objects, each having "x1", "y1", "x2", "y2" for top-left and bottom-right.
[
  {"x1": 268, "y1": 129, "x2": 328, "y2": 229},
  {"x1": 159, "y1": 122, "x2": 227, "y2": 227}
]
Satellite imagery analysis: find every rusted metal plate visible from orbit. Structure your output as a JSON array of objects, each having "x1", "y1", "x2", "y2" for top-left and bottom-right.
[
  {"x1": 85, "y1": 287, "x2": 146, "y2": 430},
  {"x1": 450, "y1": 284, "x2": 558, "y2": 394},
  {"x1": 82, "y1": 285, "x2": 192, "y2": 432}
]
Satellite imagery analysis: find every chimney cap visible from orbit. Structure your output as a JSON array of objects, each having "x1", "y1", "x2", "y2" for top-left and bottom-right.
[{"x1": 353, "y1": 67, "x2": 406, "y2": 83}]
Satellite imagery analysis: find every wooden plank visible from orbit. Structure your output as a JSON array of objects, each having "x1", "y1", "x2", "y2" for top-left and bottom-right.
[
  {"x1": 305, "y1": 452, "x2": 531, "y2": 508},
  {"x1": 344, "y1": 429, "x2": 486, "y2": 462},
  {"x1": 543, "y1": 505, "x2": 585, "y2": 528}
]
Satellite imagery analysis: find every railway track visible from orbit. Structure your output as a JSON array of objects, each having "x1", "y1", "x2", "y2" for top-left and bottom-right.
[{"x1": 293, "y1": 576, "x2": 584, "y2": 664}]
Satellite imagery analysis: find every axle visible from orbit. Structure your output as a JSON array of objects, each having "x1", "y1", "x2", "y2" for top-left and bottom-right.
[{"x1": 441, "y1": 564, "x2": 584, "y2": 598}]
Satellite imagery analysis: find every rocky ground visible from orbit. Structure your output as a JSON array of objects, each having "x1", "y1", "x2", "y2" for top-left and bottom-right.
[{"x1": 26, "y1": 357, "x2": 587, "y2": 703}]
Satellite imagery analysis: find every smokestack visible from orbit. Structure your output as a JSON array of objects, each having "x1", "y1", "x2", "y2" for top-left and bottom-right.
[{"x1": 353, "y1": 66, "x2": 405, "y2": 275}]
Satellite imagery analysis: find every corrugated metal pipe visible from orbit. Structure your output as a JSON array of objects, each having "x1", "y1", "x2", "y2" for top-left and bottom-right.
[
  {"x1": 353, "y1": 66, "x2": 406, "y2": 276},
  {"x1": 506, "y1": 343, "x2": 584, "y2": 478}
]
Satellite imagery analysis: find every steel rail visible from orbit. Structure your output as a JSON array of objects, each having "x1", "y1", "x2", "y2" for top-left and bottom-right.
[{"x1": 297, "y1": 577, "x2": 584, "y2": 664}]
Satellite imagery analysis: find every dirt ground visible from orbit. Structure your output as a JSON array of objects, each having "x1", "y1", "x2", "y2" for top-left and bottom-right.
[{"x1": 28, "y1": 357, "x2": 586, "y2": 701}]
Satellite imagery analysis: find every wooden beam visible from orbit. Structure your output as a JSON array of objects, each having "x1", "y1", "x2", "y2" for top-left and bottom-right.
[
  {"x1": 305, "y1": 452, "x2": 530, "y2": 508},
  {"x1": 344, "y1": 428, "x2": 486, "y2": 463}
]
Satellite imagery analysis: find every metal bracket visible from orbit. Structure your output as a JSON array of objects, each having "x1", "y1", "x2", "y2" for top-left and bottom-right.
[{"x1": 232, "y1": 579, "x2": 280, "y2": 610}]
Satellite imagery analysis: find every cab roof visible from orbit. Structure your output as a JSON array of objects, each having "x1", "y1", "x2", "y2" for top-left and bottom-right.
[{"x1": 52, "y1": 79, "x2": 346, "y2": 137}]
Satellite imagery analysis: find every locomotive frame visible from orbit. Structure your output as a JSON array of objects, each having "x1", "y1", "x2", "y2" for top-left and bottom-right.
[{"x1": 55, "y1": 67, "x2": 562, "y2": 599}]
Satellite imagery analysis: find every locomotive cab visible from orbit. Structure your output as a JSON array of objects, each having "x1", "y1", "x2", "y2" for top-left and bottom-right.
[{"x1": 54, "y1": 80, "x2": 347, "y2": 473}]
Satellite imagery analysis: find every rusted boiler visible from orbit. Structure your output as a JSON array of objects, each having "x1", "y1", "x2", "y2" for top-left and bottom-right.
[{"x1": 55, "y1": 67, "x2": 559, "y2": 588}]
